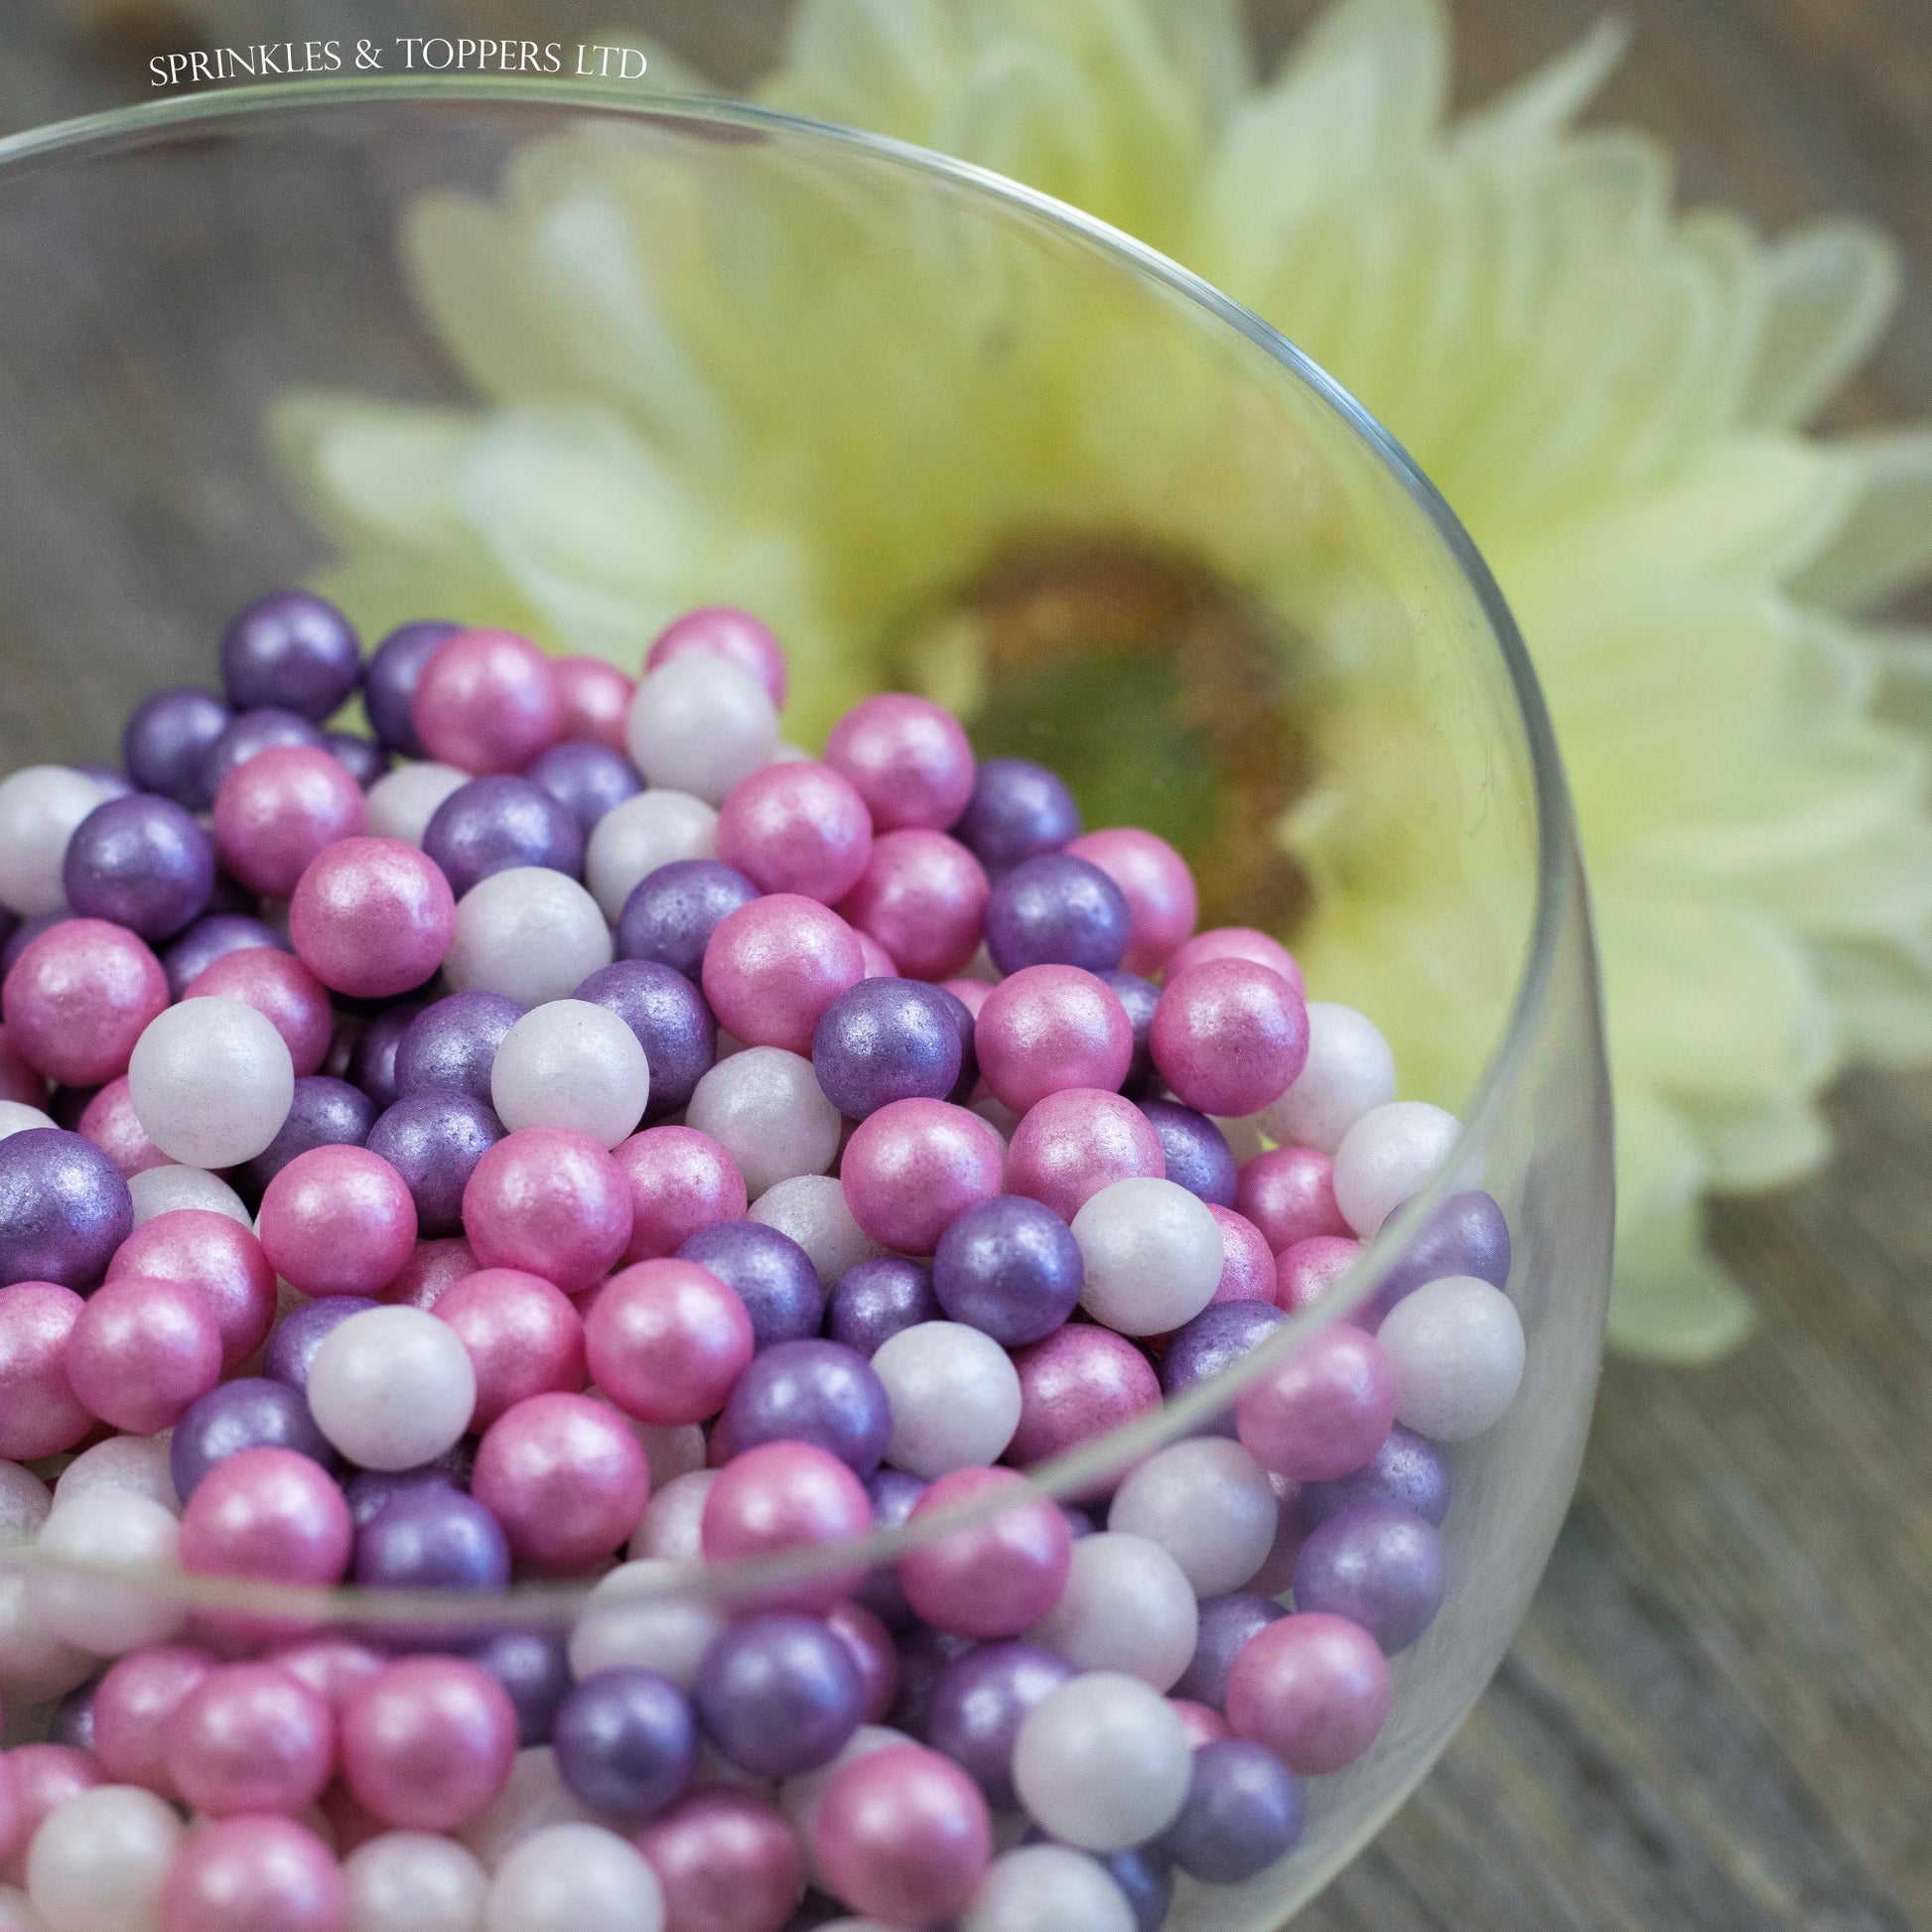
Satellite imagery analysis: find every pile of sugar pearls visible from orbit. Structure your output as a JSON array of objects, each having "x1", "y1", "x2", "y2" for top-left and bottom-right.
[{"x1": 0, "y1": 591, "x2": 1526, "y2": 1932}]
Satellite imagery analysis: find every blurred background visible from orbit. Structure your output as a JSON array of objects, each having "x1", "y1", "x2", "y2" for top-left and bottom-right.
[{"x1": 1, "y1": 2, "x2": 1929, "y2": 1926}]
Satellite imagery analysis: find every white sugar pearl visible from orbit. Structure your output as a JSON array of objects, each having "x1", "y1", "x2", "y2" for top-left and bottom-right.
[
  {"x1": 26, "y1": 1784, "x2": 183, "y2": 1932},
  {"x1": 627, "y1": 1470, "x2": 715, "y2": 1564},
  {"x1": 1028, "y1": 1532, "x2": 1197, "y2": 1691},
  {"x1": 345, "y1": 1831, "x2": 490, "y2": 1932},
  {"x1": 1106, "y1": 1439, "x2": 1278, "y2": 1597},
  {"x1": 29, "y1": 1489, "x2": 182, "y2": 1654},
  {"x1": 366, "y1": 761, "x2": 470, "y2": 847},
  {"x1": 0, "y1": 1460, "x2": 52, "y2": 1543},
  {"x1": 1332, "y1": 1100, "x2": 1461, "y2": 1237},
  {"x1": 128, "y1": 998, "x2": 293, "y2": 1170},
  {"x1": 625, "y1": 656, "x2": 779, "y2": 807},
  {"x1": 567, "y1": 1560, "x2": 726, "y2": 1688},
  {"x1": 1259, "y1": 1001, "x2": 1397, "y2": 1154},
  {"x1": 491, "y1": 1000, "x2": 648, "y2": 1148},
  {"x1": 0, "y1": 1885, "x2": 44, "y2": 1932},
  {"x1": 308, "y1": 1306, "x2": 478, "y2": 1470},
  {"x1": 446, "y1": 868, "x2": 614, "y2": 1007},
  {"x1": 0, "y1": 1103, "x2": 56, "y2": 1141},
  {"x1": 1377, "y1": 1274, "x2": 1525, "y2": 1441},
  {"x1": 750, "y1": 1174, "x2": 882, "y2": 1286},
  {"x1": 685, "y1": 1047, "x2": 840, "y2": 1199},
  {"x1": 584, "y1": 791, "x2": 719, "y2": 922},
  {"x1": 0, "y1": 767, "x2": 115, "y2": 917},
  {"x1": 0, "y1": 1573, "x2": 94, "y2": 1702},
  {"x1": 1071, "y1": 1177, "x2": 1223, "y2": 1336},
  {"x1": 127, "y1": 1166, "x2": 251, "y2": 1228},
  {"x1": 459, "y1": 1748, "x2": 599, "y2": 1871},
  {"x1": 872, "y1": 1321, "x2": 1022, "y2": 1476},
  {"x1": 960, "y1": 1845, "x2": 1136, "y2": 1932},
  {"x1": 53, "y1": 1437, "x2": 178, "y2": 1517},
  {"x1": 1012, "y1": 1672, "x2": 1190, "y2": 1852},
  {"x1": 484, "y1": 1822, "x2": 664, "y2": 1932}
]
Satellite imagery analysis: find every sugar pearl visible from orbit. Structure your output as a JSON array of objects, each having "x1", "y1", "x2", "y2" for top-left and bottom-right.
[
  {"x1": 627, "y1": 656, "x2": 779, "y2": 806},
  {"x1": 1258, "y1": 1001, "x2": 1397, "y2": 1154},
  {"x1": 1071, "y1": 1176, "x2": 1223, "y2": 1336},
  {"x1": 568, "y1": 1560, "x2": 728, "y2": 1689},
  {"x1": 366, "y1": 761, "x2": 469, "y2": 846},
  {"x1": 0, "y1": 1102, "x2": 55, "y2": 1140},
  {"x1": 25, "y1": 1783, "x2": 183, "y2": 1932},
  {"x1": 127, "y1": 997, "x2": 294, "y2": 1169},
  {"x1": 344, "y1": 1832, "x2": 490, "y2": 1932},
  {"x1": 0, "y1": 767, "x2": 115, "y2": 917},
  {"x1": 491, "y1": 1000, "x2": 649, "y2": 1147},
  {"x1": 959, "y1": 1845, "x2": 1137, "y2": 1932},
  {"x1": 484, "y1": 1822, "x2": 665, "y2": 1932},
  {"x1": 873, "y1": 1321, "x2": 1022, "y2": 1476},
  {"x1": 28, "y1": 1489, "x2": 183, "y2": 1654},
  {"x1": 646, "y1": 607, "x2": 788, "y2": 707},
  {"x1": 1224, "y1": 1611, "x2": 1391, "y2": 1775},
  {"x1": 749, "y1": 1174, "x2": 882, "y2": 1287},
  {"x1": 685, "y1": 1047, "x2": 841, "y2": 1199},
  {"x1": 445, "y1": 868, "x2": 614, "y2": 1007},
  {"x1": 52, "y1": 1435, "x2": 179, "y2": 1517},
  {"x1": 127, "y1": 1165, "x2": 250, "y2": 1227},
  {"x1": 1376, "y1": 1274, "x2": 1525, "y2": 1441},
  {"x1": 1331, "y1": 1100, "x2": 1461, "y2": 1237},
  {"x1": 412, "y1": 629, "x2": 562, "y2": 775},
  {"x1": 1106, "y1": 1439, "x2": 1279, "y2": 1597},
  {"x1": 1063, "y1": 827, "x2": 1196, "y2": 978},
  {"x1": 585, "y1": 791, "x2": 719, "y2": 923},
  {"x1": 308, "y1": 1306, "x2": 478, "y2": 1470},
  {"x1": 824, "y1": 694, "x2": 975, "y2": 833},
  {"x1": 1011, "y1": 1672, "x2": 1191, "y2": 1852},
  {"x1": 1027, "y1": 1532, "x2": 1198, "y2": 1691},
  {"x1": 290, "y1": 836, "x2": 456, "y2": 1000}
]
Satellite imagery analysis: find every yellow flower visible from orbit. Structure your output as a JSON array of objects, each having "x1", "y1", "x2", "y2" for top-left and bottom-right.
[{"x1": 276, "y1": 0, "x2": 1932, "y2": 1359}]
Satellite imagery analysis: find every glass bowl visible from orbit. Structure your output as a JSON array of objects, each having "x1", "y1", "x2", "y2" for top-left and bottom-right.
[{"x1": 0, "y1": 80, "x2": 1611, "y2": 1929}]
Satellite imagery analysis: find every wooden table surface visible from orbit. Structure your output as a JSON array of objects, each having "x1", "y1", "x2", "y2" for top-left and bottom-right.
[{"x1": 2, "y1": 3, "x2": 1929, "y2": 1927}]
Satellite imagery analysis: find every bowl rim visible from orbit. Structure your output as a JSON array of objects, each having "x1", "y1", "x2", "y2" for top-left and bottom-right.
[{"x1": 0, "y1": 77, "x2": 1596, "y2": 1622}]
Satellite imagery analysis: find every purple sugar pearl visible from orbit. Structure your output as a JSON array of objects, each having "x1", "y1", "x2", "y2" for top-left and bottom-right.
[
  {"x1": 722, "y1": 1338, "x2": 892, "y2": 1476},
  {"x1": 811, "y1": 979, "x2": 965, "y2": 1120},
  {"x1": 525, "y1": 742, "x2": 642, "y2": 833},
  {"x1": 48, "y1": 1680, "x2": 96, "y2": 1753},
  {"x1": 888, "y1": 1626, "x2": 975, "y2": 1740},
  {"x1": 171, "y1": 1378, "x2": 338, "y2": 1499},
  {"x1": 395, "y1": 992, "x2": 524, "y2": 1104},
  {"x1": 553, "y1": 1667, "x2": 695, "y2": 1821},
  {"x1": 931, "y1": 1194, "x2": 1083, "y2": 1347},
  {"x1": 470, "y1": 1628, "x2": 574, "y2": 1746},
  {"x1": 62, "y1": 794, "x2": 216, "y2": 941},
  {"x1": 199, "y1": 706, "x2": 325, "y2": 798},
  {"x1": 934, "y1": 983, "x2": 978, "y2": 1105},
  {"x1": 983, "y1": 853, "x2": 1130, "y2": 976},
  {"x1": 1302, "y1": 1426, "x2": 1450, "y2": 1530},
  {"x1": 1291, "y1": 1505, "x2": 1446, "y2": 1654},
  {"x1": 1367, "y1": 1188, "x2": 1513, "y2": 1321},
  {"x1": 1138, "y1": 1100, "x2": 1237, "y2": 1207},
  {"x1": 344, "y1": 1453, "x2": 472, "y2": 1533},
  {"x1": 576, "y1": 960, "x2": 715, "y2": 1121},
  {"x1": 122, "y1": 686, "x2": 231, "y2": 809},
  {"x1": 264, "y1": 1294, "x2": 382, "y2": 1394},
  {"x1": 348, "y1": 1000, "x2": 427, "y2": 1111},
  {"x1": 676, "y1": 1221, "x2": 822, "y2": 1350},
  {"x1": 245, "y1": 1075, "x2": 377, "y2": 1191},
  {"x1": 0, "y1": 1128, "x2": 133, "y2": 1290},
  {"x1": 1092, "y1": 1848, "x2": 1173, "y2": 1932},
  {"x1": 366, "y1": 1090, "x2": 505, "y2": 1237},
  {"x1": 857, "y1": 1467, "x2": 928, "y2": 1629},
  {"x1": 693, "y1": 1614, "x2": 863, "y2": 1779},
  {"x1": 363, "y1": 621, "x2": 462, "y2": 756},
  {"x1": 353, "y1": 1486, "x2": 512, "y2": 1592},
  {"x1": 925, "y1": 1642, "x2": 1073, "y2": 1809},
  {"x1": 1173, "y1": 1592, "x2": 1285, "y2": 1711},
  {"x1": 955, "y1": 758, "x2": 1080, "y2": 878},
  {"x1": 1158, "y1": 1738, "x2": 1306, "y2": 1884},
  {"x1": 162, "y1": 912, "x2": 286, "y2": 999},
  {"x1": 617, "y1": 859, "x2": 759, "y2": 981},
  {"x1": 1160, "y1": 1300, "x2": 1288, "y2": 1438},
  {"x1": 322, "y1": 731, "x2": 388, "y2": 789},
  {"x1": 218, "y1": 589, "x2": 361, "y2": 722},
  {"x1": 827, "y1": 1257, "x2": 941, "y2": 1358},
  {"x1": 423, "y1": 776, "x2": 585, "y2": 897}
]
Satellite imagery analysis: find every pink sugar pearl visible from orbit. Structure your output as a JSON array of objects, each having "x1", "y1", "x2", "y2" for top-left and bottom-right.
[
  {"x1": 410, "y1": 627, "x2": 563, "y2": 774},
  {"x1": 471, "y1": 1390, "x2": 649, "y2": 1571},
  {"x1": 553, "y1": 655, "x2": 637, "y2": 753},
  {"x1": 824, "y1": 694, "x2": 975, "y2": 832},
  {"x1": 1172, "y1": 1699, "x2": 1233, "y2": 1748},
  {"x1": 289, "y1": 836, "x2": 455, "y2": 999},
  {"x1": 0, "y1": 1280, "x2": 92, "y2": 1457},
  {"x1": 340, "y1": 1655, "x2": 516, "y2": 1832},
  {"x1": 432, "y1": 1266, "x2": 587, "y2": 1429},
  {"x1": 160, "y1": 1813, "x2": 346, "y2": 1932},
  {"x1": 1065, "y1": 828, "x2": 1197, "y2": 977},
  {"x1": 975, "y1": 965, "x2": 1133, "y2": 1114},
  {"x1": 212, "y1": 745, "x2": 368, "y2": 897},
  {"x1": 268, "y1": 1638, "x2": 387, "y2": 1712},
  {"x1": 107, "y1": 1209, "x2": 277, "y2": 1367},
  {"x1": 1235, "y1": 1146, "x2": 1348, "y2": 1253},
  {"x1": 179, "y1": 1446, "x2": 353, "y2": 1590},
  {"x1": 183, "y1": 946, "x2": 336, "y2": 1078},
  {"x1": 1005, "y1": 1087, "x2": 1165, "y2": 1223},
  {"x1": 634, "y1": 1788, "x2": 805, "y2": 1932},
  {"x1": 0, "y1": 1745, "x2": 105, "y2": 1886},
  {"x1": 897, "y1": 1466, "x2": 1072, "y2": 1638},
  {"x1": 1, "y1": 916, "x2": 168, "y2": 1086},
  {"x1": 812, "y1": 1742, "x2": 993, "y2": 1926},
  {"x1": 825, "y1": 1598, "x2": 899, "y2": 1725},
  {"x1": 462, "y1": 1126, "x2": 634, "y2": 1295},
  {"x1": 647, "y1": 606, "x2": 789, "y2": 709},
  {"x1": 0, "y1": 1752, "x2": 17, "y2": 1872},
  {"x1": 76, "y1": 1076, "x2": 175, "y2": 1177},
  {"x1": 701, "y1": 1440, "x2": 872, "y2": 1612},
  {"x1": 718, "y1": 760, "x2": 874, "y2": 903},
  {"x1": 0, "y1": 1023, "x2": 42, "y2": 1107},
  {"x1": 702, "y1": 894, "x2": 865, "y2": 1055},
  {"x1": 1276, "y1": 1234, "x2": 1365, "y2": 1316},
  {"x1": 1165, "y1": 925, "x2": 1305, "y2": 999},
  {"x1": 91, "y1": 1645, "x2": 216, "y2": 1798},
  {"x1": 942, "y1": 977, "x2": 992, "y2": 1019},
  {"x1": 837, "y1": 829, "x2": 989, "y2": 981},
  {"x1": 1007, "y1": 1322, "x2": 1163, "y2": 1490},
  {"x1": 614, "y1": 1125, "x2": 750, "y2": 1263},
  {"x1": 259, "y1": 1145, "x2": 419, "y2": 1299},
  {"x1": 380, "y1": 1235, "x2": 478, "y2": 1311},
  {"x1": 1235, "y1": 1325, "x2": 1398, "y2": 1482},
  {"x1": 1151, "y1": 958, "x2": 1309, "y2": 1120},
  {"x1": 167, "y1": 1661, "x2": 337, "y2": 1817},
  {"x1": 1207, "y1": 1205, "x2": 1279, "y2": 1306},
  {"x1": 586, "y1": 1257, "x2": 753, "y2": 1426},
  {"x1": 67, "y1": 1271, "x2": 222, "y2": 1432},
  {"x1": 855, "y1": 932, "x2": 898, "y2": 979},
  {"x1": 1224, "y1": 1611, "x2": 1391, "y2": 1775},
  {"x1": 841, "y1": 1098, "x2": 1004, "y2": 1255}
]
